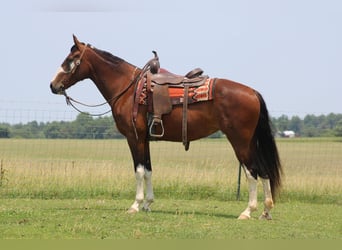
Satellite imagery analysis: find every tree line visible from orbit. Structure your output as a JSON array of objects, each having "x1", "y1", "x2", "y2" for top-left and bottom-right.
[
  {"x1": 0, "y1": 113, "x2": 342, "y2": 139},
  {"x1": 271, "y1": 113, "x2": 342, "y2": 137},
  {"x1": 0, "y1": 113, "x2": 122, "y2": 139}
]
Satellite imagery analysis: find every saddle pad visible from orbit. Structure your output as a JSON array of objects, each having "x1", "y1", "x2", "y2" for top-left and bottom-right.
[{"x1": 138, "y1": 78, "x2": 216, "y2": 105}]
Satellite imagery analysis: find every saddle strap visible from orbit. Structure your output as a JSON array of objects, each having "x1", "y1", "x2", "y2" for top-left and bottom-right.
[{"x1": 182, "y1": 85, "x2": 190, "y2": 151}]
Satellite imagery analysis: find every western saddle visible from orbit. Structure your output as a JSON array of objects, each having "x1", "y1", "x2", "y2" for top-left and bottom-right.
[{"x1": 134, "y1": 51, "x2": 208, "y2": 151}]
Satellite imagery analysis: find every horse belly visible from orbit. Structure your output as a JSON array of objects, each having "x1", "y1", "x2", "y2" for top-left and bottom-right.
[{"x1": 160, "y1": 102, "x2": 219, "y2": 142}]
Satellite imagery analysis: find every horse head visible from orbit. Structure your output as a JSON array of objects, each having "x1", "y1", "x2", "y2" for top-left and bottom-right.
[{"x1": 50, "y1": 35, "x2": 90, "y2": 95}]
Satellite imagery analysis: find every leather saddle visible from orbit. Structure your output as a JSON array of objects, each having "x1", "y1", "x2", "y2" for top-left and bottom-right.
[
  {"x1": 146, "y1": 52, "x2": 208, "y2": 151},
  {"x1": 151, "y1": 68, "x2": 206, "y2": 87}
]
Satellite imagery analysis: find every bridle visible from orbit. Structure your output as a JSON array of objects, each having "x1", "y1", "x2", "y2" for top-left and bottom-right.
[
  {"x1": 61, "y1": 44, "x2": 141, "y2": 116},
  {"x1": 62, "y1": 43, "x2": 88, "y2": 74}
]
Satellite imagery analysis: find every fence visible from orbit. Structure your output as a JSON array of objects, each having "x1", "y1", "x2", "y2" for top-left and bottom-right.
[{"x1": 0, "y1": 101, "x2": 341, "y2": 201}]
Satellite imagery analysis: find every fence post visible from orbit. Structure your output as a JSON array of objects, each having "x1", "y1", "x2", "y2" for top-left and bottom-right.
[{"x1": 236, "y1": 163, "x2": 242, "y2": 200}]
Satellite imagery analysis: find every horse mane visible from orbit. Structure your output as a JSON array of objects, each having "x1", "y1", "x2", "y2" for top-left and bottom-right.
[
  {"x1": 92, "y1": 47, "x2": 125, "y2": 66},
  {"x1": 70, "y1": 44, "x2": 125, "y2": 66}
]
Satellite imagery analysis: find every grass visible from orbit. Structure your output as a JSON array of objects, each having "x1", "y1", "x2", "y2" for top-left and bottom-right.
[
  {"x1": 0, "y1": 198, "x2": 340, "y2": 239},
  {"x1": 0, "y1": 138, "x2": 341, "y2": 239},
  {"x1": 0, "y1": 138, "x2": 341, "y2": 201}
]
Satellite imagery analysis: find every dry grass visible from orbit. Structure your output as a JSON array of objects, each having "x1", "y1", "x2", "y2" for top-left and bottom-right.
[
  {"x1": 277, "y1": 138, "x2": 342, "y2": 196},
  {"x1": 0, "y1": 138, "x2": 341, "y2": 202}
]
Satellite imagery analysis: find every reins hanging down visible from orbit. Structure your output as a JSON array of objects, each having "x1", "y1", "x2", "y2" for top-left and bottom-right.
[
  {"x1": 63, "y1": 67, "x2": 139, "y2": 117},
  {"x1": 63, "y1": 92, "x2": 112, "y2": 116}
]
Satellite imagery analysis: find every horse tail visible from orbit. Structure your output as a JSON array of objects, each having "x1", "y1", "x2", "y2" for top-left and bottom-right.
[{"x1": 253, "y1": 91, "x2": 282, "y2": 199}]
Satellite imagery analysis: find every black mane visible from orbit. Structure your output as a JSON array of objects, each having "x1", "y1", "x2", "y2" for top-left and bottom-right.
[
  {"x1": 93, "y1": 47, "x2": 125, "y2": 66},
  {"x1": 70, "y1": 44, "x2": 125, "y2": 66}
]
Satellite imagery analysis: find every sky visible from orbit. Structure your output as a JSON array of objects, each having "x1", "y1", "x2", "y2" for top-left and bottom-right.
[{"x1": 1, "y1": 0, "x2": 341, "y2": 123}]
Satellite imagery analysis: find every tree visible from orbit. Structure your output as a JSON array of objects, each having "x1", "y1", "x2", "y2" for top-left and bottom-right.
[
  {"x1": 44, "y1": 122, "x2": 65, "y2": 139},
  {"x1": 288, "y1": 116, "x2": 303, "y2": 135},
  {"x1": 0, "y1": 125, "x2": 10, "y2": 138},
  {"x1": 275, "y1": 115, "x2": 289, "y2": 132},
  {"x1": 5, "y1": 113, "x2": 342, "y2": 139},
  {"x1": 72, "y1": 113, "x2": 94, "y2": 139},
  {"x1": 334, "y1": 120, "x2": 342, "y2": 137}
]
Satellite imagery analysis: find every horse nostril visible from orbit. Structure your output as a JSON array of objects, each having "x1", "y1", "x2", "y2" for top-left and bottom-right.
[
  {"x1": 50, "y1": 83, "x2": 61, "y2": 94},
  {"x1": 50, "y1": 83, "x2": 56, "y2": 94},
  {"x1": 50, "y1": 82, "x2": 65, "y2": 95}
]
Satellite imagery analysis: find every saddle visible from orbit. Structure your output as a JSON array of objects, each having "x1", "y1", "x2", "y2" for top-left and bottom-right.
[
  {"x1": 151, "y1": 68, "x2": 205, "y2": 87},
  {"x1": 133, "y1": 52, "x2": 209, "y2": 151}
]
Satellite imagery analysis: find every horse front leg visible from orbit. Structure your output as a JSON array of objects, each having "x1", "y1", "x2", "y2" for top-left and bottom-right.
[
  {"x1": 128, "y1": 164, "x2": 145, "y2": 214},
  {"x1": 128, "y1": 166, "x2": 154, "y2": 214},
  {"x1": 238, "y1": 166, "x2": 258, "y2": 220},
  {"x1": 127, "y1": 140, "x2": 154, "y2": 214},
  {"x1": 142, "y1": 142, "x2": 154, "y2": 212},
  {"x1": 142, "y1": 167, "x2": 154, "y2": 212}
]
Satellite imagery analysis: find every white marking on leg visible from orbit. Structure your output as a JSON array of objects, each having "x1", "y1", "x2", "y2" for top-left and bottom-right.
[
  {"x1": 128, "y1": 164, "x2": 145, "y2": 213},
  {"x1": 142, "y1": 169, "x2": 154, "y2": 211},
  {"x1": 259, "y1": 178, "x2": 274, "y2": 220},
  {"x1": 238, "y1": 167, "x2": 258, "y2": 219}
]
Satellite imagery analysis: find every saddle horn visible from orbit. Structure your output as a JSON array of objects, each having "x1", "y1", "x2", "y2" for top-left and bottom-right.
[{"x1": 149, "y1": 51, "x2": 160, "y2": 74}]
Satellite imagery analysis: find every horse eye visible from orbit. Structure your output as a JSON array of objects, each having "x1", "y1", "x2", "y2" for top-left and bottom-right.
[{"x1": 61, "y1": 59, "x2": 74, "y2": 73}]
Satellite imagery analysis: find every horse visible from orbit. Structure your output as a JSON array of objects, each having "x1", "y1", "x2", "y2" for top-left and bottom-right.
[{"x1": 50, "y1": 35, "x2": 282, "y2": 220}]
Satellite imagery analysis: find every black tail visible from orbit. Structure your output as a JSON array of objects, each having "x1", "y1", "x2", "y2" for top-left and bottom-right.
[{"x1": 253, "y1": 91, "x2": 282, "y2": 199}]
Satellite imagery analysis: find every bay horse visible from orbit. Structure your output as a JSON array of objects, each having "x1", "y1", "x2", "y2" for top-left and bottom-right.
[{"x1": 50, "y1": 35, "x2": 282, "y2": 220}]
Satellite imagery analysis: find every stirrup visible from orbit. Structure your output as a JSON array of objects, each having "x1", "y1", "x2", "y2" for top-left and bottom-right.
[{"x1": 149, "y1": 118, "x2": 164, "y2": 138}]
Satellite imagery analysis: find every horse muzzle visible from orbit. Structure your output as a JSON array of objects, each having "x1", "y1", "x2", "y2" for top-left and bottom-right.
[{"x1": 50, "y1": 82, "x2": 65, "y2": 95}]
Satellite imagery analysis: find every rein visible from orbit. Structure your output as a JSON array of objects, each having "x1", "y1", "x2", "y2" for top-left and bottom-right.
[
  {"x1": 63, "y1": 93, "x2": 112, "y2": 116},
  {"x1": 63, "y1": 66, "x2": 139, "y2": 117}
]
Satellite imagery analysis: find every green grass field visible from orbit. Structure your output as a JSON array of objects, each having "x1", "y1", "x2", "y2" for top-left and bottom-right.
[{"x1": 0, "y1": 138, "x2": 341, "y2": 239}]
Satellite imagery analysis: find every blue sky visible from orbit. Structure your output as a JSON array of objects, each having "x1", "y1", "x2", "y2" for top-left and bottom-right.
[{"x1": 1, "y1": 0, "x2": 341, "y2": 122}]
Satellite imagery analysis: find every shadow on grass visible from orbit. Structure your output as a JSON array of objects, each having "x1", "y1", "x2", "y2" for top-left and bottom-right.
[
  {"x1": 150, "y1": 208, "x2": 238, "y2": 219},
  {"x1": 43, "y1": 203, "x2": 238, "y2": 219}
]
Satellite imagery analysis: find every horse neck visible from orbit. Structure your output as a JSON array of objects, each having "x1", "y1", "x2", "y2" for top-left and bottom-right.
[{"x1": 87, "y1": 51, "x2": 137, "y2": 103}]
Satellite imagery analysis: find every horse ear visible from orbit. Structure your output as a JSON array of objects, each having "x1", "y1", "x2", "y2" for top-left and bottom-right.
[{"x1": 73, "y1": 34, "x2": 82, "y2": 49}]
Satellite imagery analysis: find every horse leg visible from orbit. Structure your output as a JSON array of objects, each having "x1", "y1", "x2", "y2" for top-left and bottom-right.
[
  {"x1": 223, "y1": 128, "x2": 259, "y2": 219},
  {"x1": 238, "y1": 166, "x2": 258, "y2": 220},
  {"x1": 128, "y1": 164, "x2": 145, "y2": 214},
  {"x1": 259, "y1": 178, "x2": 274, "y2": 220},
  {"x1": 127, "y1": 140, "x2": 154, "y2": 214},
  {"x1": 142, "y1": 141, "x2": 154, "y2": 212}
]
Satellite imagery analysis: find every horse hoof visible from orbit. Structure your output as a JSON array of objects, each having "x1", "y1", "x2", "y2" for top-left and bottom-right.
[
  {"x1": 259, "y1": 212, "x2": 272, "y2": 220},
  {"x1": 237, "y1": 214, "x2": 250, "y2": 220},
  {"x1": 127, "y1": 207, "x2": 139, "y2": 214},
  {"x1": 142, "y1": 206, "x2": 151, "y2": 212}
]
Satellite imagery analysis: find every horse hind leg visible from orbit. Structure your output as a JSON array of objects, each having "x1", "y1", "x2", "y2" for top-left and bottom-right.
[
  {"x1": 237, "y1": 169, "x2": 274, "y2": 220},
  {"x1": 259, "y1": 178, "x2": 274, "y2": 220},
  {"x1": 238, "y1": 166, "x2": 258, "y2": 220}
]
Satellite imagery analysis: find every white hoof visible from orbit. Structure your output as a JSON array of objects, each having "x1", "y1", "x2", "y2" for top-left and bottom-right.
[
  {"x1": 127, "y1": 207, "x2": 139, "y2": 214},
  {"x1": 238, "y1": 214, "x2": 251, "y2": 220}
]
